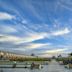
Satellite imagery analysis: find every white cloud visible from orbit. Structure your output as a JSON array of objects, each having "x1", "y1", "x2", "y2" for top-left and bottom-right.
[
  {"x1": 0, "y1": 25, "x2": 17, "y2": 33},
  {"x1": 0, "y1": 12, "x2": 15, "y2": 20},
  {"x1": 16, "y1": 33, "x2": 47, "y2": 44},
  {"x1": 0, "y1": 33, "x2": 47, "y2": 44},
  {"x1": 22, "y1": 20, "x2": 28, "y2": 24},
  {"x1": 45, "y1": 48, "x2": 68, "y2": 54},
  {"x1": 38, "y1": 48, "x2": 68, "y2": 57},
  {"x1": 24, "y1": 2, "x2": 44, "y2": 21},
  {"x1": 37, "y1": 48, "x2": 68, "y2": 55},
  {"x1": 0, "y1": 27, "x2": 70, "y2": 44},
  {"x1": 14, "y1": 48, "x2": 26, "y2": 51},
  {"x1": 25, "y1": 43, "x2": 51, "y2": 49},
  {"x1": 58, "y1": 1, "x2": 72, "y2": 12},
  {"x1": 0, "y1": 35, "x2": 20, "y2": 42},
  {"x1": 12, "y1": 43, "x2": 51, "y2": 52},
  {"x1": 0, "y1": 27, "x2": 70, "y2": 45},
  {"x1": 52, "y1": 28, "x2": 70, "y2": 36}
]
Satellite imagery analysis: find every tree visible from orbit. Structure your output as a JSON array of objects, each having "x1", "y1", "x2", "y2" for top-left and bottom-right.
[
  {"x1": 69, "y1": 53, "x2": 72, "y2": 56},
  {"x1": 58, "y1": 54, "x2": 62, "y2": 58},
  {"x1": 52, "y1": 56, "x2": 56, "y2": 59},
  {"x1": 31, "y1": 53, "x2": 35, "y2": 56}
]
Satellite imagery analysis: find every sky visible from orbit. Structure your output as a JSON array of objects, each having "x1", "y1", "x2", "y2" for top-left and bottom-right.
[{"x1": 0, "y1": 0, "x2": 72, "y2": 57}]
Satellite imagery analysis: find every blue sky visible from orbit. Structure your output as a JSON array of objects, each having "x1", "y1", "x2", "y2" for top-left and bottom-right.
[{"x1": 0, "y1": 0, "x2": 72, "y2": 57}]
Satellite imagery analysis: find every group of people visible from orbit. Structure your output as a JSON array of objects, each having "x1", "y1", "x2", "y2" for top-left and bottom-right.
[{"x1": 31, "y1": 62, "x2": 42, "y2": 69}]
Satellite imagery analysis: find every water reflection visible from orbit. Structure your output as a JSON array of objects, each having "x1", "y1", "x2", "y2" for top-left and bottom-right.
[{"x1": 0, "y1": 69, "x2": 3, "y2": 72}]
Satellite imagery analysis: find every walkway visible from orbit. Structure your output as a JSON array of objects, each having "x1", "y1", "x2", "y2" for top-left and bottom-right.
[
  {"x1": 47, "y1": 60, "x2": 71, "y2": 72},
  {"x1": 0, "y1": 60, "x2": 72, "y2": 72}
]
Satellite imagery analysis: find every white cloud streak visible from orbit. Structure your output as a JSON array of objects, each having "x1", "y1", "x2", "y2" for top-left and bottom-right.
[
  {"x1": 0, "y1": 12, "x2": 15, "y2": 20},
  {"x1": 58, "y1": 1, "x2": 72, "y2": 12},
  {"x1": 13, "y1": 43, "x2": 51, "y2": 52},
  {"x1": 0, "y1": 28, "x2": 70, "y2": 44},
  {"x1": 38, "y1": 48, "x2": 68, "y2": 57},
  {"x1": 0, "y1": 33, "x2": 47, "y2": 44},
  {"x1": 16, "y1": 33, "x2": 47, "y2": 44},
  {"x1": 25, "y1": 43, "x2": 51, "y2": 49},
  {"x1": 0, "y1": 25, "x2": 17, "y2": 33},
  {"x1": 52, "y1": 28, "x2": 70, "y2": 36},
  {"x1": 45, "y1": 48, "x2": 68, "y2": 54},
  {"x1": 0, "y1": 34, "x2": 19, "y2": 42}
]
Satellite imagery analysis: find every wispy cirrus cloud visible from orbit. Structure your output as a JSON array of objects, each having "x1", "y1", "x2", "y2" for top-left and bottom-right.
[
  {"x1": 15, "y1": 32, "x2": 47, "y2": 44},
  {"x1": 0, "y1": 34, "x2": 19, "y2": 42},
  {"x1": 0, "y1": 27, "x2": 70, "y2": 44},
  {"x1": 13, "y1": 43, "x2": 51, "y2": 52},
  {"x1": 37, "y1": 48, "x2": 68, "y2": 57},
  {"x1": 45, "y1": 48, "x2": 68, "y2": 54},
  {"x1": 0, "y1": 25, "x2": 17, "y2": 33},
  {"x1": 0, "y1": 0, "x2": 72, "y2": 57},
  {"x1": 51, "y1": 28, "x2": 70, "y2": 36},
  {"x1": 0, "y1": 32, "x2": 47, "y2": 44},
  {"x1": 0, "y1": 12, "x2": 15, "y2": 20},
  {"x1": 58, "y1": 0, "x2": 72, "y2": 12},
  {"x1": 25, "y1": 43, "x2": 51, "y2": 49}
]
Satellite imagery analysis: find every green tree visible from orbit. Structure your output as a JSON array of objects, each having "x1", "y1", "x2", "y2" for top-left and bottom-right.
[{"x1": 69, "y1": 53, "x2": 72, "y2": 56}]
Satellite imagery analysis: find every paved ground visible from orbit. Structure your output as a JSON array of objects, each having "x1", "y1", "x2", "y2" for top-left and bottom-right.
[
  {"x1": 47, "y1": 60, "x2": 72, "y2": 72},
  {"x1": 0, "y1": 60, "x2": 72, "y2": 72}
]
